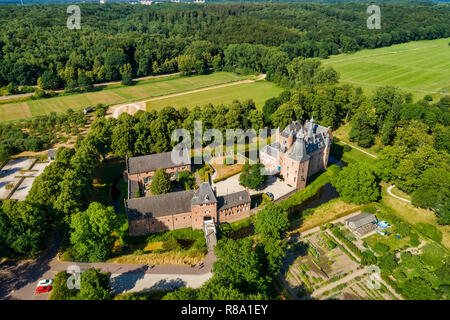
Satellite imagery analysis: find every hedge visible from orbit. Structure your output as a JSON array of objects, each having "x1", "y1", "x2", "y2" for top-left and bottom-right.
[
  {"x1": 279, "y1": 164, "x2": 340, "y2": 213},
  {"x1": 330, "y1": 227, "x2": 363, "y2": 260}
]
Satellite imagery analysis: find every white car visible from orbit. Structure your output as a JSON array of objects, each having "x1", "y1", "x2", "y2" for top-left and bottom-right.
[{"x1": 37, "y1": 279, "x2": 53, "y2": 287}]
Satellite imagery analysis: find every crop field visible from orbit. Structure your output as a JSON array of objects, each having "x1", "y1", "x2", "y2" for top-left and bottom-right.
[
  {"x1": 323, "y1": 38, "x2": 450, "y2": 100},
  {"x1": 146, "y1": 80, "x2": 283, "y2": 111},
  {"x1": 0, "y1": 72, "x2": 245, "y2": 122}
]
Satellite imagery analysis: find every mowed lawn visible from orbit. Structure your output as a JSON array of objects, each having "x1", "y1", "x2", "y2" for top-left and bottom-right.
[
  {"x1": 323, "y1": 38, "x2": 450, "y2": 99},
  {"x1": 146, "y1": 80, "x2": 283, "y2": 111},
  {"x1": 0, "y1": 72, "x2": 245, "y2": 122}
]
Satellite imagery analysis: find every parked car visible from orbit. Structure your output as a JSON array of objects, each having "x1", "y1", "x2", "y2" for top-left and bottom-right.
[
  {"x1": 36, "y1": 285, "x2": 52, "y2": 294},
  {"x1": 0, "y1": 169, "x2": 7, "y2": 176},
  {"x1": 37, "y1": 279, "x2": 53, "y2": 287},
  {"x1": 265, "y1": 192, "x2": 274, "y2": 201}
]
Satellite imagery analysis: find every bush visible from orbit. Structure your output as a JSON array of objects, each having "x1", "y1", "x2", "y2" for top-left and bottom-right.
[
  {"x1": 343, "y1": 145, "x2": 352, "y2": 152},
  {"x1": 49, "y1": 271, "x2": 79, "y2": 300},
  {"x1": 330, "y1": 227, "x2": 362, "y2": 259},
  {"x1": 320, "y1": 225, "x2": 326, "y2": 231},
  {"x1": 361, "y1": 250, "x2": 377, "y2": 265},
  {"x1": 378, "y1": 253, "x2": 397, "y2": 274},
  {"x1": 162, "y1": 238, "x2": 181, "y2": 251},
  {"x1": 395, "y1": 222, "x2": 410, "y2": 237},
  {"x1": 373, "y1": 242, "x2": 390, "y2": 255},
  {"x1": 326, "y1": 223, "x2": 333, "y2": 229},
  {"x1": 415, "y1": 223, "x2": 442, "y2": 243},
  {"x1": 409, "y1": 233, "x2": 420, "y2": 247}
]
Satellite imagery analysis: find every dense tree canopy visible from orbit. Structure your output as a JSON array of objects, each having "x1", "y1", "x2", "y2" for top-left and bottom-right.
[
  {"x1": 332, "y1": 162, "x2": 380, "y2": 204},
  {"x1": 0, "y1": 2, "x2": 448, "y2": 88},
  {"x1": 70, "y1": 202, "x2": 117, "y2": 262}
]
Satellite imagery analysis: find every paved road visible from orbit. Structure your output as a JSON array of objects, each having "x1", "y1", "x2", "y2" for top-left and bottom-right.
[{"x1": 0, "y1": 231, "x2": 215, "y2": 300}]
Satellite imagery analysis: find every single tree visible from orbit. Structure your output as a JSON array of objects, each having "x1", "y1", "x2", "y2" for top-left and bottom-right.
[{"x1": 150, "y1": 169, "x2": 172, "y2": 195}]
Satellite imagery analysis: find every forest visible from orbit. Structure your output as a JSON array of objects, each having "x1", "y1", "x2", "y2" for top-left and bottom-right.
[{"x1": 0, "y1": 2, "x2": 448, "y2": 90}]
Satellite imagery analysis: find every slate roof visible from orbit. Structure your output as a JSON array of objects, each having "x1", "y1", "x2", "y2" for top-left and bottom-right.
[
  {"x1": 288, "y1": 133, "x2": 310, "y2": 163},
  {"x1": 126, "y1": 190, "x2": 195, "y2": 220},
  {"x1": 217, "y1": 190, "x2": 251, "y2": 211},
  {"x1": 346, "y1": 213, "x2": 377, "y2": 229},
  {"x1": 128, "y1": 179, "x2": 140, "y2": 199},
  {"x1": 191, "y1": 182, "x2": 217, "y2": 205},
  {"x1": 127, "y1": 150, "x2": 191, "y2": 174},
  {"x1": 280, "y1": 121, "x2": 303, "y2": 138},
  {"x1": 278, "y1": 119, "x2": 331, "y2": 160}
]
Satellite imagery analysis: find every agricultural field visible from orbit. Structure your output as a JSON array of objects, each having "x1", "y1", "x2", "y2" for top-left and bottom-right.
[
  {"x1": 146, "y1": 80, "x2": 283, "y2": 111},
  {"x1": 323, "y1": 38, "x2": 450, "y2": 100},
  {"x1": 0, "y1": 72, "x2": 245, "y2": 122}
]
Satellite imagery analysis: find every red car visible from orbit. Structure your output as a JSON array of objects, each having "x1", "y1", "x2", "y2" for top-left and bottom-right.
[{"x1": 36, "y1": 285, "x2": 52, "y2": 294}]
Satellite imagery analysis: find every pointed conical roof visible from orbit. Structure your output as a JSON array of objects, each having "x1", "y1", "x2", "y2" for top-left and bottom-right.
[{"x1": 288, "y1": 133, "x2": 310, "y2": 163}]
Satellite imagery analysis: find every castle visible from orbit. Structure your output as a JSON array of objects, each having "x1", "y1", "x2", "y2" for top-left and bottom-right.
[
  {"x1": 124, "y1": 118, "x2": 332, "y2": 236},
  {"x1": 259, "y1": 118, "x2": 332, "y2": 190},
  {"x1": 124, "y1": 151, "x2": 251, "y2": 236}
]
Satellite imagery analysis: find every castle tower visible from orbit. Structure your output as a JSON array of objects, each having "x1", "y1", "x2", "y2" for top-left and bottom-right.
[
  {"x1": 281, "y1": 133, "x2": 310, "y2": 190},
  {"x1": 190, "y1": 182, "x2": 218, "y2": 229}
]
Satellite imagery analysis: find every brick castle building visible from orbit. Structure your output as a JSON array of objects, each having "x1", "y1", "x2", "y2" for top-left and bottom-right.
[
  {"x1": 124, "y1": 151, "x2": 251, "y2": 236},
  {"x1": 260, "y1": 118, "x2": 332, "y2": 190}
]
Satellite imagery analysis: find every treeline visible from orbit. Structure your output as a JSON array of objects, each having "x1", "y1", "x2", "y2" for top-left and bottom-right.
[{"x1": 0, "y1": 2, "x2": 448, "y2": 88}]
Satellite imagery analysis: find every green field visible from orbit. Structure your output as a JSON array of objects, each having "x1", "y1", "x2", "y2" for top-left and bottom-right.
[
  {"x1": 323, "y1": 38, "x2": 450, "y2": 100},
  {"x1": 0, "y1": 72, "x2": 245, "y2": 122},
  {"x1": 146, "y1": 80, "x2": 283, "y2": 111}
]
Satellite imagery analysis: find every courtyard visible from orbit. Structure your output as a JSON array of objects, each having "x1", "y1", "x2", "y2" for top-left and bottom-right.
[{"x1": 212, "y1": 173, "x2": 295, "y2": 200}]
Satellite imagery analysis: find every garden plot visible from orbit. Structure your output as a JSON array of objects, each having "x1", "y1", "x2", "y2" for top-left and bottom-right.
[
  {"x1": 26, "y1": 162, "x2": 50, "y2": 176},
  {"x1": 10, "y1": 177, "x2": 35, "y2": 201},
  {"x1": 318, "y1": 274, "x2": 397, "y2": 300},
  {"x1": 0, "y1": 157, "x2": 36, "y2": 199},
  {"x1": 1, "y1": 159, "x2": 49, "y2": 200},
  {"x1": 284, "y1": 231, "x2": 360, "y2": 297}
]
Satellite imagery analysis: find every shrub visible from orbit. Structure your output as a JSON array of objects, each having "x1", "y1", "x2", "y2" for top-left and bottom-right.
[
  {"x1": 378, "y1": 253, "x2": 397, "y2": 274},
  {"x1": 162, "y1": 238, "x2": 181, "y2": 251},
  {"x1": 373, "y1": 242, "x2": 390, "y2": 255},
  {"x1": 330, "y1": 227, "x2": 362, "y2": 259},
  {"x1": 320, "y1": 226, "x2": 326, "y2": 231},
  {"x1": 326, "y1": 223, "x2": 333, "y2": 229},
  {"x1": 409, "y1": 233, "x2": 420, "y2": 247},
  {"x1": 343, "y1": 145, "x2": 352, "y2": 152},
  {"x1": 395, "y1": 222, "x2": 410, "y2": 237},
  {"x1": 415, "y1": 223, "x2": 442, "y2": 243},
  {"x1": 49, "y1": 271, "x2": 78, "y2": 300},
  {"x1": 361, "y1": 250, "x2": 377, "y2": 265}
]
